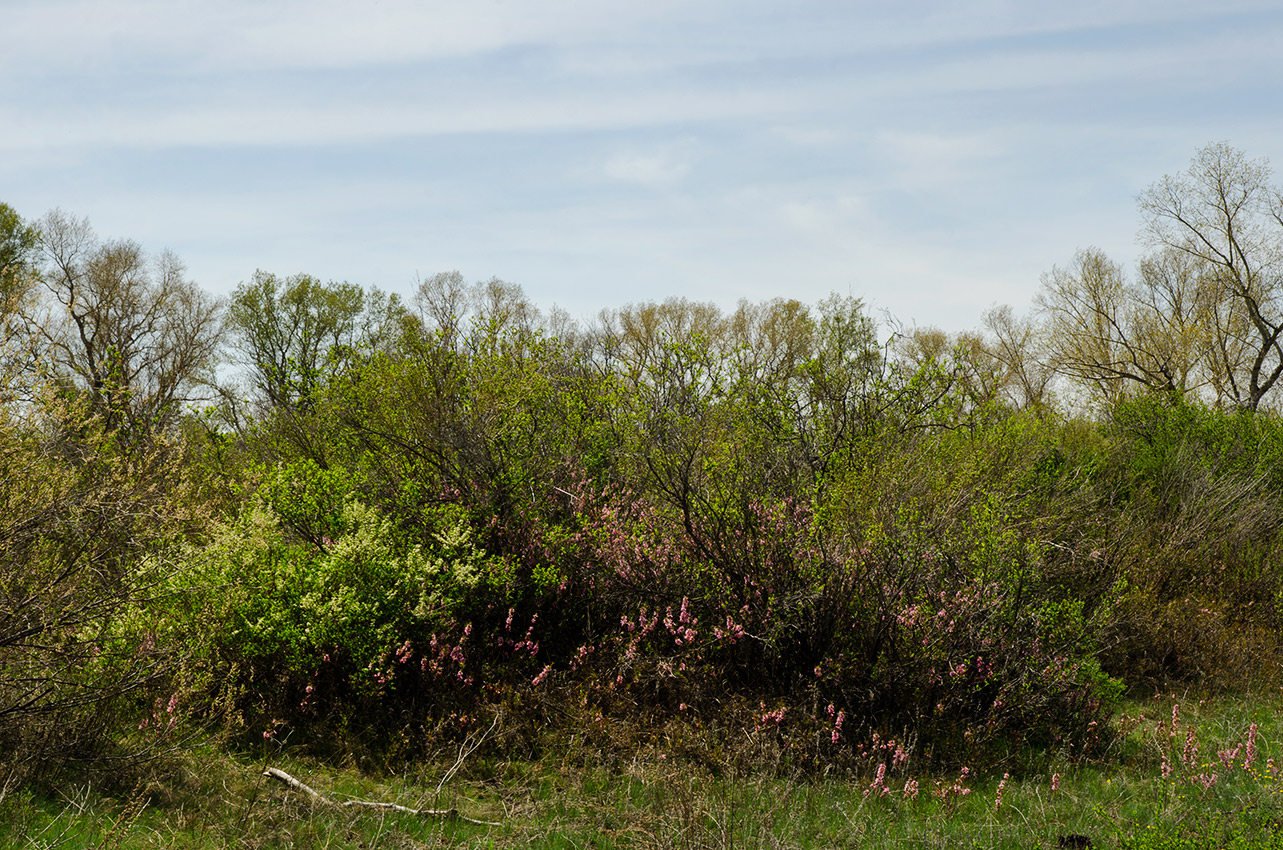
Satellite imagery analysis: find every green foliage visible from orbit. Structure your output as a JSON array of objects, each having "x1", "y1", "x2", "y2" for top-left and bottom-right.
[
  {"x1": 0, "y1": 201, "x2": 38, "y2": 310},
  {"x1": 257, "y1": 458, "x2": 354, "y2": 548},
  {"x1": 0, "y1": 395, "x2": 205, "y2": 784},
  {"x1": 193, "y1": 499, "x2": 427, "y2": 676},
  {"x1": 15, "y1": 247, "x2": 1283, "y2": 789},
  {"x1": 225, "y1": 271, "x2": 369, "y2": 413},
  {"x1": 1082, "y1": 395, "x2": 1283, "y2": 688}
]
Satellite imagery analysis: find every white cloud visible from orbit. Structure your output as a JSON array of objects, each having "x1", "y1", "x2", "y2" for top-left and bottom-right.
[
  {"x1": 870, "y1": 132, "x2": 1003, "y2": 191},
  {"x1": 601, "y1": 146, "x2": 694, "y2": 186},
  {"x1": 779, "y1": 194, "x2": 872, "y2": 239},
  {"x1": 0, "y1": 0, "x2": 716, "y2": 75}
]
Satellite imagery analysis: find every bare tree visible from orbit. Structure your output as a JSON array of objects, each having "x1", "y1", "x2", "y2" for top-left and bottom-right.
[
  {"x1": 1036, "y1": 246, "x2": 1213, "y2": 405},
  {"x1": 32, "y1": 210, "x2": 222, "y2": 444},
  {"x1": 982, "y1": 304, "x2": 1056, "y2": 410},
  {"x1": 1138, "y1": 142, "x2": 1283, "y2": 409}
]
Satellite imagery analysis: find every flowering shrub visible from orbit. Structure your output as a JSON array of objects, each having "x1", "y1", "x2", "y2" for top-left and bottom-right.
[{"x1": 180, "y1": 445, "x2": 1122, "y2": 771}]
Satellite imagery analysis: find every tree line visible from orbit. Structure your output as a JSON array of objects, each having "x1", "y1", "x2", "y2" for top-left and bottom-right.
[{"x1": 4, "y1": 142, "x2": 1283, "y2": 785}]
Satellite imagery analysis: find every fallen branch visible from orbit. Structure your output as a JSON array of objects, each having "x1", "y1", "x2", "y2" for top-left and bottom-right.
[{"x1": 262, "y1": 767, "x2": 500, "y2": 827}]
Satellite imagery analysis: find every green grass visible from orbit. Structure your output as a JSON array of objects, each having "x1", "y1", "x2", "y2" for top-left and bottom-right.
[{"x1": 7, "y1": 692, "x2": 1283, "y2": 849}]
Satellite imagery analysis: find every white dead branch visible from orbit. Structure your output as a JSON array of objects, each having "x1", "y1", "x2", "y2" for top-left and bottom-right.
[{"x1": 261, "y1": 767, "x2": 500, "y2": 827}]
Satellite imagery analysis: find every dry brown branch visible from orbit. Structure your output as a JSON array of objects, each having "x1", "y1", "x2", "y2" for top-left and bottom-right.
[{"x1": 261, "y1": 767, "x2": 500, "y2": 827}]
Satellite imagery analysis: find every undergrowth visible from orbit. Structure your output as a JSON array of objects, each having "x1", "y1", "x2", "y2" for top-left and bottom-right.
[{"x1": 6, "y1": 693, "x2": 1283, "y2": 849}]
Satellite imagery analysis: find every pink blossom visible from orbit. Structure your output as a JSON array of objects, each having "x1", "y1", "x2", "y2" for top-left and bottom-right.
[
  {"x1": 1182, "y1": 728, "x2": 1199, "y2": 770},
  {"x1": 864, "y1": 763, "x2": 890, "y2": 798}
]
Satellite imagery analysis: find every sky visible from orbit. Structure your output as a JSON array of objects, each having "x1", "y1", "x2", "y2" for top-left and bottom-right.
[{"x1": 3, "y1": 0, "x2": 1283, "y2": 333}]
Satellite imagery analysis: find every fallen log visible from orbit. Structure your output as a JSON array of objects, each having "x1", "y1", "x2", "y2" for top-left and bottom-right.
[{"x1": 262, "y1": 767, "x2": 501, "y2": 827}]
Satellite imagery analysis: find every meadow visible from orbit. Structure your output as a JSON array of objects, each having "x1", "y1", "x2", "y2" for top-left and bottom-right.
[{"x1": 5, "y1": 694, "x2": 1283, "y2": 848}]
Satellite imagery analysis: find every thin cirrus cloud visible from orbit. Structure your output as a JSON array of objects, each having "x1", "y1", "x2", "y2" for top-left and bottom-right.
[
  {"x1": 3, "y1": 0, "x2": 1283, "y2": 332},
  {"x1": 601, "y1": 146, "x2": 695, "y2": 187},
  {"x1": 0, "y1": 0, "x2": 709, "y2": 74}
]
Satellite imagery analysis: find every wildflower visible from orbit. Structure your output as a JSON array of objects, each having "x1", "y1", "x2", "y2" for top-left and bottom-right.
[
  {"x1": 1182, "y1": 728, "x2": 1199, "y2": 770},
  {"x1": 1051, "y1": 772, "x2": 1061, "y2": 792},
  {"x1": 1192, "y1": 772, "x2": 1218, "y2": 791},
  {"x1": 903, "y1": 778, "x2": 920, "y2": 800},
  {"x1": 864, "y1": 763, "x2": 890, "y2": 798},
  {"x1": 994, "y1": 773, "x2": 1009, "y2": 810},
  {"x1": 1245, "y1": 723, "x2": 1259, "y2": 772}
]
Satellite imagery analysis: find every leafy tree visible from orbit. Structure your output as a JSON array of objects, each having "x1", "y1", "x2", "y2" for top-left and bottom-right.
[
  {"x1": 225, "y1": 271, "x2": 366, "y2": 414},
  {"x1": 0, "y1": 202, "x2": 38, "y2": 313},
  {"x1": 0, "y1": 203, "x2": 41, "y2": 403}
]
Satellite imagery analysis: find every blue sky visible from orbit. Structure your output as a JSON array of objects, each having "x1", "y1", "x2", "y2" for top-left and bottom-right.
[{"x1": 4, "y1": 0, "x2": 1282, "y2": 331}]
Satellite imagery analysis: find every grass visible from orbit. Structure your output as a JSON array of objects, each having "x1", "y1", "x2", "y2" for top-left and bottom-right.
[{"x1": 6, "y1": 691, "x2": 1283, "y2": 849}]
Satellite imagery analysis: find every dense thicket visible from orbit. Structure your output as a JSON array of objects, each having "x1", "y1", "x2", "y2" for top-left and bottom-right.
[{"x1": 5, "y1": 144, "x2": 1283, "y2": 784}]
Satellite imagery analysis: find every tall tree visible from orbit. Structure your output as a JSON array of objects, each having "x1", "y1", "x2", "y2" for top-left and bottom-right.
[
  {"x1": 1036, "y1": 246, "x2": 1211, "y2": 404},
  {"x1": 225, "y1": 271, "x2": 365, "y2": 413},
  {"x1": 981, "y1": 304, "x2": 1055, "y2": 410},
  {"x1": 33, "y1": 209, "x2": 221, "y2": 443},
  {"x1": 0, "y1": 203, "x2": 40, "y2": 403},
  {"x1": 1138, "y1": 142, "x2": 1283, "y2": 410},
  {"x1": 0, "y1": 202, "x2": 38, "y2": 312}
]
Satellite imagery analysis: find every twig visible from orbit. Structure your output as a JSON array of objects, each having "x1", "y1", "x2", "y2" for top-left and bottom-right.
[
  {"x1": 436, "y1": 711, "x2": 501, "y2": 798},
  {"x1": 261, "y1": 767, "x2": 500, "y2": 827}
]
